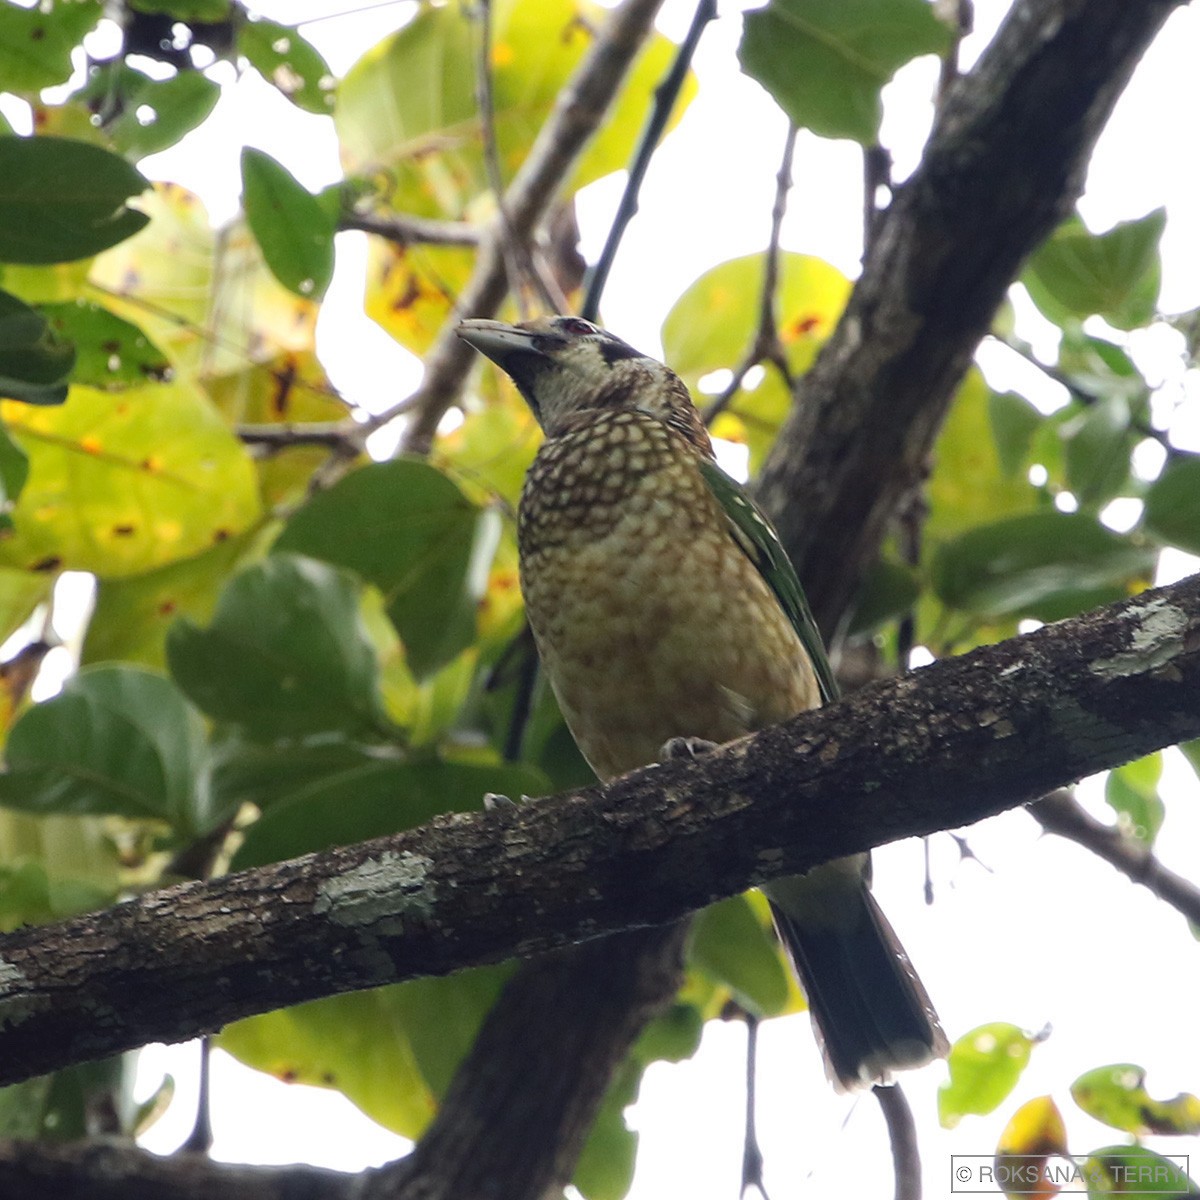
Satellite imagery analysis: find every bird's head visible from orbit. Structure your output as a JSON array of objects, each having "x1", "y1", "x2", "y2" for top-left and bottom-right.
[{"x1": 456, "y1": 315, "x2": 710, "y2": 450}]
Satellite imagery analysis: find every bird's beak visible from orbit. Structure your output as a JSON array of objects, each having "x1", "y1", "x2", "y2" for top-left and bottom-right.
[{"x1": 456, "y1": 319, "x2": 543, "y2": 367}]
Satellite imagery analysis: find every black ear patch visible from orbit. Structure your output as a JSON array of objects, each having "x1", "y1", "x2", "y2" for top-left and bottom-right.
[{"x1": 597, "y1": 337, "x2": 645, "y2": 366}]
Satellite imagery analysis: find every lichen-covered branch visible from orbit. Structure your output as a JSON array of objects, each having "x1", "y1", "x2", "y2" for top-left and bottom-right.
[
  {"x1": 0, "y1": 575, "x2": 1196, "y2": 1089},
  {"x1": 757, "y1": 0, "x2": 1186, "y2": 637}
]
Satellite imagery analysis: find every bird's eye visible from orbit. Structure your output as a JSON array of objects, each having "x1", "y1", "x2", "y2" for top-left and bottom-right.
[{"x1": 556, "y1": 317, "x2": 596, "y2": 337}]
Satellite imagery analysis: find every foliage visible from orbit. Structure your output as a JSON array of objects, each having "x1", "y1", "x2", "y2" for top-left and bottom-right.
[{"x1": 0, "y1": 0, "x2": 1196, "y2": 1196}]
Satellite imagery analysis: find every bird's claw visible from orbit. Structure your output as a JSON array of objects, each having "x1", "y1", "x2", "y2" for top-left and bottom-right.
[
  {"x1": 659, "y1": 736, "x2": 718, "y2": 763},
  {"x1": 483, "y1": 792, "x2": 532, "y2": 811}
]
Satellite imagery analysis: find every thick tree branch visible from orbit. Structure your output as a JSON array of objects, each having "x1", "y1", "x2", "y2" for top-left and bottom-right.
[
  {"x1": 0, "y1": 1138, "x2": 354, "y2": 1200},
  {"x1": 757, "y1": 0, "x2": 1186, "y2": 637},
  {"x1": 384, "y1": 0, "x2": 665, "y2": 452},
  {"x1": 363, "y1": 923, "x2": 687, "y2": 1200},
  {"x1": 0, "y1": 577, "x2": 1197, "y2": 1088},
  {"x1": 1029, "y1": 788, "x2": 1200, "y2": 926}
]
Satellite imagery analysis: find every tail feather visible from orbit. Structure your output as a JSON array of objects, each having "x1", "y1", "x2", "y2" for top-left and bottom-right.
[{"x1": 768, "y1": 878, "x2": 947, "y2": 1092}]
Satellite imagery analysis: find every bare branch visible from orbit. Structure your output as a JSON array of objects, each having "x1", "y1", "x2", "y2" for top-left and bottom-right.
[
  {"x1": 237, "y1": 421, "x2": 362, "y2": 451},
  {"x1": 1029, "y1": 788, "x2": 1200, "y2": 926},
  {"x1": 389, "y1": 0, "x2": 667, "y2": 452},
  {"x1": 580, "y1": 0, "x2": 716, "y2": 322},
  {"x1": 740, "y1": 1011, "x2": 772, "y2": 1200},
  {"x1": 0, "y1": 1138, "x2": 355, "y2": 1200},
  {"x1": 704, "y1": 122, "x2": 798, "y2": 426},
  {"x1": 756, "y1": 0, "x2": 1186, "y2": 638},
  {"x1": 0, "y1": 575, "x2": 1197, "y2": 1088},
  {"x1": 875, "y1": 1083, "x2": 922, "y2": 1200},
  {"x1": 337, "y1": 210, "x2": 481, "y2": 248},
  {"x1": 472, "y1": 0, "x2": 551, "y2": 317},
  {"x1": 363, "y1": 923, "x2": 687, "y2": 1200}
]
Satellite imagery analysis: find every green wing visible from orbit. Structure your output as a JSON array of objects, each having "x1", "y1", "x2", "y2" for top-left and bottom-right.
[{"x1": 698, "y1": 459, "x2": 839, "y2": 704}]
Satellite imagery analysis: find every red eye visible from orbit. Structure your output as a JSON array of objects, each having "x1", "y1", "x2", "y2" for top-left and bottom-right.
[{"x1": 556, "y1": 317, "x2": 596, "y2": 336}]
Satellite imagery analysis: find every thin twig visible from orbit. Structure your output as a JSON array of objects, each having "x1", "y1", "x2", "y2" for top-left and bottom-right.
[
  {"x1": 580, "y1": 0, "x2": 716, "y2": 322},
  {"x1": 338, "y1": 211, "x2": 481, "y2": 248},
  {"x1": 703, "y1": 123, "x2": 798, "y2": 426},
  {"x1": 935, "y1": 0, "x2": 974, "y2": 104},
  {"x1": 862, "y1": 144, "x2": 892, "y2": 255},
  {"x1": 181, "y1": 1037, "x2": 213, "y2": 1154},
  {"x1": 85, "y1": 282, "x2": 354, "y2": 411},
  {"x1": 389, "y1": 0, "x2": 667, "y2": 454},
  {"x1": 237, "y1": 421, "x2": 362, "y2": 452},
  {"x1": 996, "y1": 334, "x2": 1174, "y2": 452},
  {"x1": 874, "y1": 1083, "x2": 922, "y2": 1200},
  {"x1": 473, "y1": 0, "x2": 546, "y2": 318},
  {"x1": 1029, "y1": 788, "x2": 1200, "y2": 926},
  {"x1": 740, "y1": 1011, "x2": 772, "y2": 1200}
]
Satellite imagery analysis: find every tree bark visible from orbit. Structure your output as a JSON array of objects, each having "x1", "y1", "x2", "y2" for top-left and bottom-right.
[
  {"x1": 757, "y1": 0, "x2": 1187, "y2": 638},
  {"x1": 362, "y1": 924, "x2": 688, "y2": 1200},
  {"x1": 0, "y1": 575, "x2": 1196, "y2": 1090},
  {"x1": 0, "y1": 1138, "x2": 354, "y2": 1200}
]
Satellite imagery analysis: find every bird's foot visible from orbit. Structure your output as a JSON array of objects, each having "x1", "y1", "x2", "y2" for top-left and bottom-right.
[
  {"x1": 659, "y1": 736, "x2": 718, "y2": 763},
  {"x1": 483, "y1": 792, "x2": 526, "y2": 811}
]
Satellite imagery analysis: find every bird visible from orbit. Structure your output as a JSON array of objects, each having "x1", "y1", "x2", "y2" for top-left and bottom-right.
[{"x1": 456, "y1": 313, "x2": 948, "y2": 1090}]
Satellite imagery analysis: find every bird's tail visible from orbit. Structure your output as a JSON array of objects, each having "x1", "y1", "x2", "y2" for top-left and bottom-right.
[{"x1": 765, "y1": 864, "x2": 948, "y2": 1092}]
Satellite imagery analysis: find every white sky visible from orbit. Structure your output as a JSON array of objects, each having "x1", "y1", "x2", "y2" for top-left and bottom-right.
[{"x1": 21, "y1": 0, "x2": 1200, "y2": 1195}]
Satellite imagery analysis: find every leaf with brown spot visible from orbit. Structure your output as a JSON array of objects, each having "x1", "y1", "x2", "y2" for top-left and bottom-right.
[{"x1": 0, "y1": 380, "x2": 260, "y2": 579}]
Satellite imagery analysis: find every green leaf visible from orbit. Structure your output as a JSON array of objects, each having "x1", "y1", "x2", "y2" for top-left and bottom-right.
[
  {"x1": 336, "y1": 0, "x2": 695, "y2": 220},
  {"x1": 39, "y1": 300, "x2": 170, "y2": 391},
  {"x1": 240, "y1": 148, "x2": 335, "y2": 300},
  {"x1": 931, "y1": 512, "x2": 1155, "y2": 621},
  {"x1": 1023, "y1": 209, "x2": 1166, "y2": 331},
  {"x1": 129, "y1": 0, "x2": 230, "y2": 17},
  {"x1": 1072, "y1": 1065, "x2": 1200, "y2": 1136},
  {"x1": 0, "y1": 137, "x2": 150, "y2": 265},
  {"x1": 0, "y1": 1, "x2": 103, "y2": 91},
  {"x1": 0, "y1": 289, "x2": 74, "y2": 406},
  {"x1": 109, "y1": 69, "x2": 220, "y2": 160},
  {"x1": 663, "y1": 252, "x2": 850, "y2": 384},
  {"x1": 0, "y1": 1056, "x2": 131, "y2": 1141},
  {"x1": 167, "y1": 553, "x2": 386, "y2": 741},
  {"x1": 0, "y1": 809, "x2": 121, "y2": 929},
  {"x1": 938, "y1": 1022, "x2": 1036, "y2": 1129},
  {"x1": 1061, "y1": 394, "x2": 1132, "y2": 506},
  {"x1": 275, "y1": 460, "x2": 499, "y2": 680},
  {"x1": 0, "y1": 424, "x2": 29, "y2": 514},
  {"x1": 739, "y1": 0, "x2": 950, "y2": 143},
  {"x1": 1180, "y1": 739, "x2": 1200, "y2": 786},
  {"x1": 73, "y1": 62, "x2": 220, "y2": 159},
  {"x1": 661, "y1": 252, "x2": 850, "y2": 471},
  {"x1": 232, "y1": 755, "x2": 547, "y2": 869},
  {"x1": 82, "y1": 533, "x2": 251, "y2": 669},
  {"x1": 1083, "y1": 1146, "x2": 1200, "y2": 1197},
  {"x1": 1143, "y1": 454, "x2": 1200, "y2": 555},
  {"x1": 219, "y1": 966, "x2": 510, "y2": 1139},
  {"x1": 0, "y1": 665, "x2": 214, "y2": 836},
  {"x1": 846, "y1": 557, "x2": 921, "y2": 637},
  {"x1": 238, "y1": 17, "x2": 336, "y2": 114},
  {"x1": 989, "y1": 390, "x2": 1042, "y2": 480},
  {"x1": 1104, "y1": 753, "x2": 1163, "y2": 845},
  {"x1": 926, "y1": 370, "x2": 1039, "y2": 544},
  {"x1": 574, "y1": 1084, "x2": 639, "y2": 1200},
  {"x1": 0, "y1": 379, "x2": 261, "y2": 578},
  {"x1": 690, "y1": 894, "x2": 791, "y2": 1017},
  {"x1": 0, "y1": 570, "x2": 52, "y2": 653}
]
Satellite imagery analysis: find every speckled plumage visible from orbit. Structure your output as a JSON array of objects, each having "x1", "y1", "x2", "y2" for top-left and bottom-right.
[
  {"x1": 519, "y1": 406, "x2": 819, "y2": 779},
  {"x1": 456, "y1": 315, "x2": 946, "y2": 1092}
]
